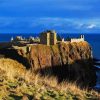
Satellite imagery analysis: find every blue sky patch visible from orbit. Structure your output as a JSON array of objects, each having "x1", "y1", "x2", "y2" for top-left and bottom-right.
[{"x1": 0, "y1": 0, "x2": 100, "y2": 33}]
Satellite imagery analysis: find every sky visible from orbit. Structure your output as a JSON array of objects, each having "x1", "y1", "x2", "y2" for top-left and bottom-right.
[{"x1": 0, "y1": 0, "x2": 100, "y2": 33}]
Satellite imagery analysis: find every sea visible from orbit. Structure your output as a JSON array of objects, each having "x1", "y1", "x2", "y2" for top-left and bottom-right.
[{"x1": 0, "y1": 33, "x2": 100, "y2": 90}]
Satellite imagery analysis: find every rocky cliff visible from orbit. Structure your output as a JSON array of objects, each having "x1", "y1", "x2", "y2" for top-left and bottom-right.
[
  {"x1": 0, "y1": 41, "x2": 96, "y2": 87},
  {"x1": 29, "y1": 41, "x2": 96, "y2": 87}
]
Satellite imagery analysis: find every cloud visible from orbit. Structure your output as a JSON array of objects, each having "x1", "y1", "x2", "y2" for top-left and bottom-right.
[
  {"x1": 0, "y1": 0, "x2": 100, "y2": 33},
  {"x1": 86, "y1": 24, "x2": 96, "y2": 29},
  {"x1": 0, "y1": 17, "x2": 100, "y2": 33},
  {"x1": 0, "y1": 17, "x2": 73, "y2": 32}
]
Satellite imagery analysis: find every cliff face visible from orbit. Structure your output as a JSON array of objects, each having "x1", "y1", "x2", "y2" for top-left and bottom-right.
[
  {"x1": 29, "y1": 41, "x2": 96, "y2": 87},
  {"x1": 0, "y1": 41, "x2": 96, "y2": 87}
]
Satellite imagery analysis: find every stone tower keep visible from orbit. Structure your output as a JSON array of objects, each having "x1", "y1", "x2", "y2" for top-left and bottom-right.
[{"x1": 40, "y1": 30, "x2": 57, "y2": 46}]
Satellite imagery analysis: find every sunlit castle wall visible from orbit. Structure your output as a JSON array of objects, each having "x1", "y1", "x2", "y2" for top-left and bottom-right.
[{"x1": 71, "y1": 35, "x2": 84, "y2": 43}]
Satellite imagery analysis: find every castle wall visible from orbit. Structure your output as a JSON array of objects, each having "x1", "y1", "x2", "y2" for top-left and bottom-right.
[
  {"x1": 71, "y1": 38, "x2": 84, "y2": 43},
  {"x1": 50, "y1": 32, "x2": 57, "y2": 45},
  {"x1": 40, "y1": 33, "x2": 49, "y2": 45},
  {"x1": 71, "y1": 35, "x2": 84, "y2": 43},
  {"x1": 40, "y1": 31, "x2": 57, "y2": 46},
  {"x1": 47, "y1": 33, "x2": 50, "y2": 46}
]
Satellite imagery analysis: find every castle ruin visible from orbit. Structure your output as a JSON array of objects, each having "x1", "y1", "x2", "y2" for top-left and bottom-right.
[
  {"x1": 40, "y1": 30, "x2": 57, "y2": 46},
  {"x1": 10, "y1": 30, "x2": 85, "y2": 47},
  {"x1": 71, "y1": 35, "x2": 84, "y2": 43}
]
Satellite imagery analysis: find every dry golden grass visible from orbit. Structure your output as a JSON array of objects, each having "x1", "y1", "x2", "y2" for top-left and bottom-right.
[
  {"x1": 0, "y1": 58, "x2": 26, "y2": 80},
  {"x1": 39, "y1": 76, "x2": 100, "y2": 99},
  {"x1": 0, "y1": 58, "x2": 99, "y2": 100}
]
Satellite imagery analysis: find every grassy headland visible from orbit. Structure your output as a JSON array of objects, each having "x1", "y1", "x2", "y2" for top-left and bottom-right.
[{"x1": 0, "y1": 58, "x2": 99, "y2": 100}]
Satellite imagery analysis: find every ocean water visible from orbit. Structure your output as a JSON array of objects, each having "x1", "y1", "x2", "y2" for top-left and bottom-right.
[{"x1": 0, "y1": 33, "x2": 100, "y2": 89}]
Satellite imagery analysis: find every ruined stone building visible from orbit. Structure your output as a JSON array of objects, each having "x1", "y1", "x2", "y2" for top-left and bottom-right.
[
  {"x1": 40, "y1": 30, "x2": 57, "y2": 46},
  {"x1": 71, "y1": 35, "x2": 85, "y2": 43}
]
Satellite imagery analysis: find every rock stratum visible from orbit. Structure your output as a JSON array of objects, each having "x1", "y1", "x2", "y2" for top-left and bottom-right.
[{"x1": 29, "y1": 41, "x2": 96, "y2": 87}]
